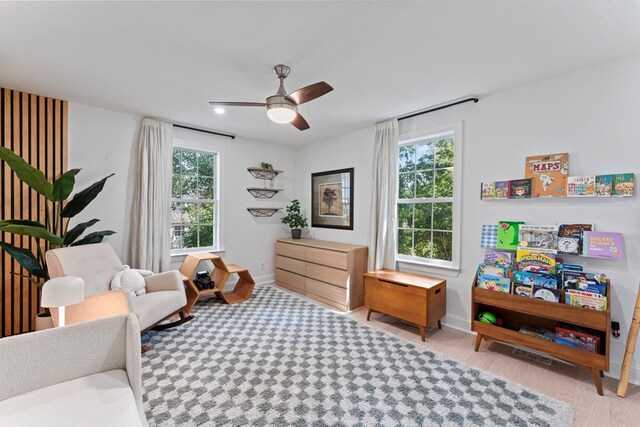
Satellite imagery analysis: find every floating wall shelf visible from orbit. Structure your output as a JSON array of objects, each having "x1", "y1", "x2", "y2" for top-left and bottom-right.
[
  {"x1": 247, "y1": 167, "x2": 284, "y2": 181},
  {"x1": 247, "y1": 187, "x2": 283, "y2": 199},
  {"x1": 247, "y1": 207, "x2": 280, "y2": 217}
]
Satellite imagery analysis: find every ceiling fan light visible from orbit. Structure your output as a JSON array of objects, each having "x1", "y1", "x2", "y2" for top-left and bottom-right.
[{"x1": 266, "y1": 103, "x2": 297, "y2": 124}]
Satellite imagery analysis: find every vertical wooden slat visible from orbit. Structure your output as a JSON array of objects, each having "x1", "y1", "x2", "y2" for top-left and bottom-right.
[{"x1": 0, "y1": 88, "x2": 67, "y2": 336}]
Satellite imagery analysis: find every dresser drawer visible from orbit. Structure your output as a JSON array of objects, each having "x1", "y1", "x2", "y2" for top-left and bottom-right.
[
  {"x1": 306, "y1": 278, "x2": 347, "y2": 306},
  {"x1": 275, "y1": 255, "x2": 305, "y2": 275},
  {"x1": 364, "y1": 277, "x2": 427, "y2": 326},
  {"x1": 275, "y1": 268, "x2": 305, "y2": 294},
  {"x1": 306, "y1": 263, "x2": 348, "y2": 288},
  {"x1": 275, "y1": 242, "x2": 305, "y2": 260},
  {"x1": 305, "y1": 247, "x2": 348, "y2": 270}
]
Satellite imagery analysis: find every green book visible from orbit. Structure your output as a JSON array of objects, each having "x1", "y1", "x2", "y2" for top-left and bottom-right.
[{"x1": 497, "y1": 221, "x2": 524, "y2": 250}]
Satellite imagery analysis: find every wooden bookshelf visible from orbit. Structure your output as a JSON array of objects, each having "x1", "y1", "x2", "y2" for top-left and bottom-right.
[{"x1": 471, "y1": 279, "x2": 610, "y2": 395}]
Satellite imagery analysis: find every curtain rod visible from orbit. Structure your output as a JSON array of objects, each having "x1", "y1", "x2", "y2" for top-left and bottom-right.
[
  {"x1": 172, "y1": 124, "x2": 236, "y2": 139},
  {"x1": 397, "y1": 96, "x2": 479, "y2": 121}
]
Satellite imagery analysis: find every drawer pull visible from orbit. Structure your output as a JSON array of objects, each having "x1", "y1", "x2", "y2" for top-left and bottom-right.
[
  {"x1": 435, "y1": 288, "x2": 441, "y2": 294},
  {"x1": 381, "y1": 280, "x2": 408, "y2": 287}
]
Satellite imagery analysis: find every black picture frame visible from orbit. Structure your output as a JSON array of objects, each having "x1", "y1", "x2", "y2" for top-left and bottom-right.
[{"x1": 311, "y1": 168, "x2": 354, "y2": 230}]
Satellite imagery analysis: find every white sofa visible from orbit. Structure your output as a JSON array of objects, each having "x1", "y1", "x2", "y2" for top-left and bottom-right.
[
  {"x1": 0, "y1": 314, "x2": 147, "y2": 427},
  {"x1": 46, "y1": 243, "x2": 191, "y2": 331}
]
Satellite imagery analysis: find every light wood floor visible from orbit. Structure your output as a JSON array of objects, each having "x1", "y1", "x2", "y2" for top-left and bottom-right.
[{"x1": 344, "y1": 307, "x2": 640, "y2": 427}]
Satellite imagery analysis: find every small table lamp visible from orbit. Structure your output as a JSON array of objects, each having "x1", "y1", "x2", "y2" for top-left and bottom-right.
[{"x1": 41, "y1": 276, "x2": 85, "y2": 327}]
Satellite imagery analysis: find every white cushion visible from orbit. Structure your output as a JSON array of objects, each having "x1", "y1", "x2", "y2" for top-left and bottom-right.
[
  {"x1": 0, "y1": 369, "x2": 142, "y2": 427},
  {"x1": 132, "y1": 291, "x2": 185, "y2": 330}
]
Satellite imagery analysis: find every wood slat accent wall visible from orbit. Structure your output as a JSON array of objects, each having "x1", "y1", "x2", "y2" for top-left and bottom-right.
[{"x1": 0, "y1": 87, "x2": 68, "y2": 337}]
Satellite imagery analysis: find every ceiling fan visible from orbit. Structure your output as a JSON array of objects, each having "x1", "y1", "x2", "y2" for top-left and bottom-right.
[{"x1": 209, "y1": 64, "x2": 333, "y2": 131}]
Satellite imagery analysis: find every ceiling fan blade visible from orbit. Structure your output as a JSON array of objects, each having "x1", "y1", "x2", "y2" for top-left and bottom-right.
[
  {"x1": 285, "y1": 82, "x2": 333, "y2": 105},
  {"x1": 291, "y1": 113, "x2": 310, "y2": 131},
  {"x1": 208, "y1": 101, "x2": 266, "y2": 107}
]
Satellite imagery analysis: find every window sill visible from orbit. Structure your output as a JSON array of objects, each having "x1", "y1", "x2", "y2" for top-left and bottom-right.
[
  {"x1": 170, "y1": 248, "x2": 225, "y2": 258},
  {"x1": 396, "y1": 259, "x2": 460, "y2": 278}
]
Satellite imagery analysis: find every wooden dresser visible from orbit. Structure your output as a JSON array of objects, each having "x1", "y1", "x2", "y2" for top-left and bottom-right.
[
  {"x1": 364, "y1": 269, "x2": 446, "y2": 341},
  {"x1": 275, "y1": 238, "x2": 368, "y2": 311}
]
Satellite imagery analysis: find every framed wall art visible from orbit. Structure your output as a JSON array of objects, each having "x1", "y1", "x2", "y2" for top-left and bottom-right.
[{"x1": 311, "y1": 168, "x2": 354, "y2": 230}]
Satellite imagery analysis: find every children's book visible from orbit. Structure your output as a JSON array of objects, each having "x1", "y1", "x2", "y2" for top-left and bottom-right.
[
  {"x1": 524, "y1": 153, "x2": 569, "y2": 197},
  {"x1": 483, "y1": 250, "x2": 513, "y2": 267},
  {"x1": 565, "y1": 292, "x2": 607, "y2": 311},
  {"x1": 518, "y1": 225, "x2": 558, "y2": 251},
  {"x1": 508, "y1": 179, "x2": 532, "y2": 199},
  {"x1": 513, "y1": 271, "x2": 557, "y2": 288},
  {"x1": 481, "y1": 182, "x2": 495, "y2": 200},
  {"x1": 557, "y1": 224, "x2": 593, "y2": 255},
  {"x1": 494, "y1": 181, "x2": 509, "y2": 199},
  {"x1": 519, "y1": 325, "x2": 555, "y2": 341},
  {"x1": 567, "y1": 176, "x2": 596, "y2": 197},
  {"x1": 555, "y1": 323, "x2": 601, "y2": 353},
  {"x1": 532, "y1": 285, "x2": 560, "y2": 302},
  {"x1": 477, "y1": 275, "x2": 511, "y2": 293},
  {"x1": 513, "y1": 284, "x2": 532, "y2": 297},
  {"x1": 582, "y1": 231, "x2": 624, "y2": 260},
  {"x1": 477, "y1": 263, "x2": 509, "y2": 278},
  {"x1": 612, "y1": 173, "x2": 635, "y2": 197},
  {"x1": 497, "y1": 221, "x2": 525, "y2": 250},
  {"x1": 595, "y1": 175, "x2": 613, "y2": 197},
  {"x1": 516, "y1": 248, "x2": 556, "y2": 274},
  {"x1": 480, "y1": 224, "x2": 498, "y2": 248},
  {"x1": 562, "y1": 270, "x2": 607, "y2": 295}
]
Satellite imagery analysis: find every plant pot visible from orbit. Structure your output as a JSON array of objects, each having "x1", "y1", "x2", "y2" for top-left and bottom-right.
[
  {"x1": 35, "y1": 311, "x2": 54, "y2": 331},
  {"x1": 291, "y1": 229, "x2": 302, "y2": 239}
]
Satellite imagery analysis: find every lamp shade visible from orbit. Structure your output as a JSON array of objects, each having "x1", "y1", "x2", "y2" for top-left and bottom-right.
[
  {"x1": 266, "y1": 103, "x2": 297, "y2": 124},
  {"x1": 41, "y1": 276, "x2": 85, "y2": 308}
]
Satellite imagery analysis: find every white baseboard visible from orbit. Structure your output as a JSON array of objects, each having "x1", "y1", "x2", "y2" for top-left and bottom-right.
[
  {"x1": 253, "y1": 274, "x2": 275, "y2": 286},
  {"x1": 442, "y1": 313, "x2": 472, "y2": 333}
]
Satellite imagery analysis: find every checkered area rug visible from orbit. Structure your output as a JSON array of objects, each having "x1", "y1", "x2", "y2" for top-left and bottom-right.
[{"x1": 142, "y1": 285, "x2": 573, "y2": 426}]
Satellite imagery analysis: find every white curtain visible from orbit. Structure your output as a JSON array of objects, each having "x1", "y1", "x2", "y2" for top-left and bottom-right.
[
  {"x1": 368, "y1": 119, "x2": 399, "y2": 271},
  {"x1": 130, "y1": 118, "x2": 173, "y2": 272}
]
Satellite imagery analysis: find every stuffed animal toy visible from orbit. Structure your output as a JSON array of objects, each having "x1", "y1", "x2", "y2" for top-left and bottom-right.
[{"x1": 110, "y1": 265, "x2": 153, "y2": 297}]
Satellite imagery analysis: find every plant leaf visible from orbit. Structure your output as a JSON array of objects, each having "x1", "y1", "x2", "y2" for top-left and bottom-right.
[
  {"x1": 0, "y1": 147, "x2": 53, "y2": 198},
  {"x1": 61, "y1": 173, "x2": 115, "y2": 218},
  {"x1": 0, "y1": 242, "x2": 46, "y2": 278},
  {"x1": 64, "y1": 218, "x2": 99, "y2": 245},
  {"x1": 0, "y1": 223, "x2": 63, "y2": 245},
  {"x1": 51, "y1": 169, "x2": 81, "y2": 201},
  {"x1": 0, "y1": 219, "x2": 46, "y2": 228},
  {"x1": 70, "y1": 230, "x2": 115, "y2": 246}
]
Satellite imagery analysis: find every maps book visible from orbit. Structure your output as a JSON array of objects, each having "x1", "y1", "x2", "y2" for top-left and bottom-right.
[
  {"x1": 508, "y1": 179, "x2": 532, "y2": 199},
  {"x1": 525, "y1": 153, "x2": 569, "y2": 197},
  {"x1": 612, "y1": 173, "x2": 635, "y2": 197},
  {"x1": 595, "y1": 175, "x2": 613, "y2": 197},
  {"x1": 567, "y1": 176, "x2": 596, "y2": 197}
]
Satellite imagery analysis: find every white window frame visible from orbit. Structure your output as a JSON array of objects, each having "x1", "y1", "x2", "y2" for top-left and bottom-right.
[
  {"x1": 396, "y1": 122, "x2": 462, "y2": 276},
  {"x1": 170, "y1": 137, "x2": 225, "y2": 256}
]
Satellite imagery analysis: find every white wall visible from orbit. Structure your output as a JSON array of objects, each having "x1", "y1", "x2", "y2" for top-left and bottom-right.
[
  {"x1": 294, "y1": 52, "x2": 640, "y2": 383},
  {"x1": 68, "y1": 104, "x2": 296, "y2": 284}
]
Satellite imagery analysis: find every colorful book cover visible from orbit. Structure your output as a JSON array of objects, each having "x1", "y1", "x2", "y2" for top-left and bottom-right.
[
  {"x1": 513, "y1": 271, "x2": 557, "y2": 289},
  {"x1": 557, "y1": 224, "x2": 593, "y2": 255},
  {"x1": 508, "y1": 179, "x2": 532, "y2": 199},
  {"x1": 513, "y1": 284, "x2": 532, "y2": 297},
  {"x1": 519, "y1": 325, "x2": 555, "y2": 341},
  {"x1": 518, "y1": 225, "x2": 558, "y2": 252},
  {"x1": 516, "y1": 248, "x2": 556, "y2": 274},
  {"x1": 477, "y1": 263, "x2": 509, "y2": 278},
  {"x1": 525, "y1": 153, "x2": 569, "y2": 197},
  {"x1": 477, "y1": 275, "x2": 511, "y2": 293},
  {"x1": 556, "y1": 323, "x2": 600, "y2": 353},
  {"x1": 480, "y1": 224, "x2": 498, "y2": 248},
  {"x1": 595, "y1": 175, "x2": 613, "y2": 197},
  {"x1": 481, "y1": 182, "x2": 495, "y2": 200},
  {"x1": 562, "y1": 270, "x2": 607, "y2": 295},
  {"x1": 497, "y1": 221, "x2": 525, "y2": 250},
  {"x1": 483, "y1": 250, "x2": 513, "y2": 267},
  {"x1": 565, "y1": 292, "x2": 607, "y2": 311},
  {"x1": 583, "y1": 231, "x2": 624, "y2": 260},
  {"x1": 494, "y1": 181, "x2": 509, "y2": 199},
  {"x1": 567, "y1": 176, "x2": 596, "y2": 197},
  {"x1": 532, "y1": 285, "x2": 560, "y2": 302},
  {"x1": 612, "y1": 173, "x2": 635, "y2": 197}
]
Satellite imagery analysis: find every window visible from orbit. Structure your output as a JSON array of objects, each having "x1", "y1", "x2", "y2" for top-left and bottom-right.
[
  {"x1": 397, "y1": 125, "x2": 461, "y2": 269},
  {"x1": 171, "y1": 148, "x2": 218, "y2": 252}
]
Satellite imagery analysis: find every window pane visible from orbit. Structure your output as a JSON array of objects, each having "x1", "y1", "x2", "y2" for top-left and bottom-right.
[
  {"x1": 433, "y1": 231, "x2": 453, "y2": 261},
  {"x1": 414, "y1": 230, "x2": 432, "y2": 258},
  {"x1": 397, "y1": 203, "x2": 413, "y2": 228},
  {"x1": 170, "y1": 226, "x2": 183, "y2": 250},
  {"x1": 435, "y1": 138, "x2": 454, "y2": 168},
  {"x1": 197, "y1": 152, "x2": 214, "y2": 177},
  {"x1": 398, "y1": 172, "x2": 415, "y2": 199},
  {"x1": 182, "y1": 203, "x2": 198, "y2": 224},
  {"x1": 198, "y1": 225, "x2": 214, "y2": 247},
  {"x1": 399, "y1": 146, "x2": 415, "y2": 173},
  {"x1": 433, "y1": 202, "x2": 452, "y2": 230},
  {"x1": 181, "y1": 151, "x2": 197, "y2": 174},
  {"x1": 173, "y1": 150, "x2": 182, "y2": 174},
  {"x1": 172, "y1": 174, "x2": 181, "y2": 198},
  {"x1": 413, "y1": 203, "x2": 432, "y2": 229},
  {"x1": 398, "y1": 229, "x2": 413, "y2": 256},
  {"x1": 181, "y1": 176, "x2": 198, "y2": 199},
  {"x1": 434, "y1": 169, "x2": 453, "y2": 198},
  {"x1": 170, "y1": 202, "x2": 182, "y2": 225},
  {"x1": 415, "y1": 143, "x2": 434, "y2": 171},
  {"x1": 199, "y1": 203, "x2": 214, "y2": 224},
  {"x1": 198, "y1": 176, "x2": 214, "y2": 199},
  {"x1": 182, "y1": 226, "x2": 198, "y2": 249},
  {"x1": 415, "y1": 171, "x2": 434, "y2": 198}
]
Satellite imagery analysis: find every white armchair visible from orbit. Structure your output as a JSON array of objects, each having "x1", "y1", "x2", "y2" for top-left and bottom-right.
[
  {"x1": 0, "y1": 314, "x2": 147, "y2": 426},
  {"x1": 45, "y1": 243, "x2": 192, "y2": 331}
]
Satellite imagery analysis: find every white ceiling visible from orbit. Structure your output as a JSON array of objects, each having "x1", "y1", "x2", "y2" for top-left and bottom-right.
[{"x1": 1, "y1": 1, "x2": 640, "y2": 146}]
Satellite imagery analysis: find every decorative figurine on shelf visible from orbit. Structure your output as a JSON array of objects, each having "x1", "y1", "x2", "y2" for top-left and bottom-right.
[
  {"x1": 194, "y1": 270, "x2": 215, "y2": 291},
  {"x1": 261, "y1": 162, "x2": 273, "y2": 170},
  {"x1": 281, "y1": 199, "x2": 308, "y2": 239}
]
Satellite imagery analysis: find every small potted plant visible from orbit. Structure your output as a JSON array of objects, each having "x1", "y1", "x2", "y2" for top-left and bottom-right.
[{"x1": 281, "y1": 199, "x2": 308, "y2": 239}]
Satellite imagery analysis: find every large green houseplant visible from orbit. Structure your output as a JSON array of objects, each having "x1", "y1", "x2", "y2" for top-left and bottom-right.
[
  {"x1": 0, "y1": 146, "x2": 115, "y2": 285},
  {"x1": 281, "y1": 199, "x2": 308, "y2": 239}
]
